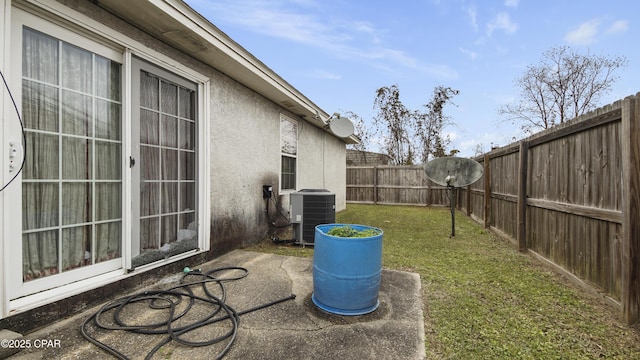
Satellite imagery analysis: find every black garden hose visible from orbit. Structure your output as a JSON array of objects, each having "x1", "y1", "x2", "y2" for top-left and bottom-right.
[{"x1": 81, "y1": 266, "x2": 295, "y2": 360}]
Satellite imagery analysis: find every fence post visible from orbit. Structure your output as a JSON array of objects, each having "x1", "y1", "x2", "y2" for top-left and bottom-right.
[
  {"x1": 466, "y1": 185, "x2": 471, "y2": 216},
  {"x1": 373, "y1": 165, "x2": 378, "y2": 204},
  {"x1": 517, "y1": 141, "x2": 529, "y2": 252},
  {"x1": 484, "y1": 154, "x2": 491, "y2": 228},
  {"x1": 621, "y1": 94, "x2": 640, "y2": 325}
]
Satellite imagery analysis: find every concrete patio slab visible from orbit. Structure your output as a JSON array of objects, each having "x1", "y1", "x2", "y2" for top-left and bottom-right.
[{"x1": 7, "y1": 250, "x2": 425, "y2": 359}]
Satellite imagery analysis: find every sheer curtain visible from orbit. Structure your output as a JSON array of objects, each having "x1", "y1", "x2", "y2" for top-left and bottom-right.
[
  {"x1": 21, "y1": 28, "x2": 122, "y2": 281},
  {"x1": 133, "y1": 69, "x2": 197, "y2": 268}
]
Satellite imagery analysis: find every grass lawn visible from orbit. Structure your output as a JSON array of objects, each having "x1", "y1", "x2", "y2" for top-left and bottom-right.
[{"x1": 246, "y1": 204, "x2": 640, "y2": 359}]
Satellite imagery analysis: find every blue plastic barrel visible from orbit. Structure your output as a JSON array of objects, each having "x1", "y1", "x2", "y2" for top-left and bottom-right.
[{"x1": 312, "y1": 224, "x2": 383, "y2": 316}]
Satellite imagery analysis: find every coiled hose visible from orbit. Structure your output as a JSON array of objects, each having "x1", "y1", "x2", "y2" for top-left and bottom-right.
[{"x1": 81, "y1": 266, "x2": 296, "y2": 360}]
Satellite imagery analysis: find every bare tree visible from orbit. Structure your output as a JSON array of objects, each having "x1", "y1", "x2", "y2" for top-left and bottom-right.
[
  {"x1": 343, "y1": 111, "x2": 373, "y2": 164},
  {"x1": 373, "y1": 84, "x2": 414, "y2": 164},
  {"x1": 343, "y1": 111, "x2": 371, "y2": 152},
  {"x1": 499, "y1": 46, "x2": 627, "y2": 134},
  {"x1": 473, "y1": 143, "x2": 485, "y2": 158},
  {"x1": 415, "y1": 86, "x2": 459, "y2": 162},
  {"x1": 373, "y1": 84, "x2": 459, "y2": 164}
]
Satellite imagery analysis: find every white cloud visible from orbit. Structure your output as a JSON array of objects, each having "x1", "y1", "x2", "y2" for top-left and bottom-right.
[
  {"x1": 504, "y1": 0, "x2": 519, "y2": 8},
  {"x1": 310, "y1": 69, "x2": 341, "y2": 80},
  {"x1": 487, "y1": 12, "x2": 518, "y2": 36},
  {"x1": 564, "y1": 19, "x2": 600, "y2": 45},
  {"x1": 606, "y1": 19, "x2": 629, "y2": 34},
  {"x1": 459, "y1": 47, "x2": 478, "y2": 60},
  {"x1": 189, "y1": 0, "x2": 456, "y2": 80},
  {"x1": 467, "y1": 5, "x2": 478, "y2": 32}
]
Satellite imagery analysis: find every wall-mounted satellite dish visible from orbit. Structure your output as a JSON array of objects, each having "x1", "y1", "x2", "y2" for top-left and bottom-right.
[
  {"x1": 327, "y1": 114, "x2": 355, "y2": 138},
  {"x1": 424, "y1": 156, "x2": 483, "y2": 188},
  {"x1": 424, "y1": 156, "x2": 483, "y2": 237}
]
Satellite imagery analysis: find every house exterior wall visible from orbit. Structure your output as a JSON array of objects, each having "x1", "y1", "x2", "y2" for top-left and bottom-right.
[
  {"x1": 0, "y1": 0, "x2": 347, "y2": 327},
  {"x1": 50, "y1": 0, "x2": 347, "y2": 250},
  {"x1": 208, "y1": 73, "x2": 347, "y2": 253}
]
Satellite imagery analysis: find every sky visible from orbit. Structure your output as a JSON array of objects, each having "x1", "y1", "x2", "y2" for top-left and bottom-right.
[{"x1": 184, "y1": 0, "x2": 639, "y2": 158}]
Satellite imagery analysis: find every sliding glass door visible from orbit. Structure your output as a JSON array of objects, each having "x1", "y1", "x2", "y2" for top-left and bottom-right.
[
  {"x1": 19, "y1": 27, "x2": 122, "y2": 292},
  {"x1": 6, "y1": 9, "x2": 204, "y2": 302},
  {"x1": 130, "y1": 58, "x2": 198, "y2": 269}
]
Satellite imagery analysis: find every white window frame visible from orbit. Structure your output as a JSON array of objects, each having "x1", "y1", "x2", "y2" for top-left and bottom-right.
[
  {"x1": 2, "y1": 3, "x2": 210, "y2": 316},
  {"x1": 280, "y1": 114, "x2": 298, "y2": 192}
]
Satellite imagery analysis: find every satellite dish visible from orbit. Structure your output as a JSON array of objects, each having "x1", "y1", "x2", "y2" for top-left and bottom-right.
[
  {"x1": 424, "y1": 156, "x2": 483, "y2": 188},
  {"x1": 424, "y1": 156, "x2": 484, "y2": 237},
  {"x1": 328, "y1": 115, "x2": 355, "y2": 138}
]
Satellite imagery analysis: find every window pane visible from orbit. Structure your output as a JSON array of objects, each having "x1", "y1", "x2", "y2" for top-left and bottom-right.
[
  {"x1": 161, "y1": 215, "x2": 177, "y2": 245},
  {"x1": 62, "y1": 226, "x2": 91, "y2": 270},
  {"x1": 140, "y1": 71, "x2": 159, "y2": 110},
  {"x1": 62, "y1": 137, "x2": 92, "y2": 179},
  {"x1": 96, "y1": 183, "x2": 121, "y2": 221},
  {"x1": 180, "y1": 182, "x2": 195, "y2": 211},
  {"x1": 96, "y1": 100, "x2": 121, "y2": 140},
  {"x1": 141, "y1": 183, "x2": 160, "y2": 216},
  {"x1": 141, "y1": 146, "x2": 159, "y2": 180},
  {"x1": 161, "y1": 115, "x2": 178, "y2": 147},
  {"x1": 22, "y1": 183, "x2": 59, "y2": 230},
  {"x1": 95, "y1": 141, "x2": 121, "y2": 180},
  {"x1": 162, "y1": 182, "x2": 178, "y2": 213},
  {"x1": 95, "y1": 56, "x2": 121, "y2": 101},
  {"x1": 24, "y1": 133, "x2": 58, "y2": 179},
  {"x1": 61, "y1": 43, "x2": 92, "y2": 93},
  {"x1": 62, "y1": 90, "x2": 92, "y2": 136},
  {"x1": 22, "y1": 28, "x2": 58, "y2": 84},
  {"x1": 161, "y1": 81, "x2": 178, "y2": 116},
  {"x1": 281, "y1": 118, "x2": 297, "y2": 155},
  {"x1": 179, "y1": 120, "x2": 194, "y2": 150},
  {"x1": 140, "y1": 217, "x2": 159, "y2": 250},
  {"x1": 178, "y1": 213, "x2": 197, "y2": 242},
  {"x1": 62, "y1": 183, "x2": 91, "y2": 225},
  {"x1": 96, "y1": 222, "x2": 121, "y2": 262},
  {"x1": 22, "y1": 81, "x2": 58, "y2": 132},
  {"x1": 141, "y1": 109, "x2": 159, "y2": 145},
  {"x1": 179, "y1": 88, "x2": 194, "y2": 119},
  {"x1": 162, "y1": 149, "x2": 178, "y2": 180},
  {"x1": 179, "y1": 151, "x2": 195, "y2": 180},
  {"x1": 281, "y1": 156, "x2": 296, "y2": 190},
  {"x1": 23, "y1": 231, "x2": 59, "y2": 281}
]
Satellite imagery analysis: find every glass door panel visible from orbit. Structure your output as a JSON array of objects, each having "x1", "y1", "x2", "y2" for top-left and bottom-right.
[
  {"x1": 20, "y1": 27, "x2": 122, "y2": 285},
  {"x1": 131, "y1": 60, "x2": 198, "y2": 268}
]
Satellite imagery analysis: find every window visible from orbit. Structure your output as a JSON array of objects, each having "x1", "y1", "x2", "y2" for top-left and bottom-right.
[
  {"x1": 280, "y1": 115, "x2": 297, "y2": 191},
  {"x1": 21, "y1": 27, "x2": 122, "y2": 281}
]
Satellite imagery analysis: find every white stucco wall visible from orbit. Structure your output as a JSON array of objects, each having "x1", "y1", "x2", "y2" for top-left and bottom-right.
[{"x1": 209, "y1": 73, "x2": 347, "y2": 250}]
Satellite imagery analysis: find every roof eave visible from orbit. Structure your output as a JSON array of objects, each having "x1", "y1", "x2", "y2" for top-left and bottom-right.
[{"x1": 95, "y1": 0, "x2": 345, "y2": 136}]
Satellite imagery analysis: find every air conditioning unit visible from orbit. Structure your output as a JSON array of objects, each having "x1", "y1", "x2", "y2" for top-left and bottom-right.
[{"x1": 290, "y1": 189, "x2": 336, "y2": 246}]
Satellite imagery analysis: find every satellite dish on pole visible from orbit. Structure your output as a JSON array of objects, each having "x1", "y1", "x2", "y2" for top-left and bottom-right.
[
  {"x1": 424, "y1": 156, "x2": 483, "y2": 188},
  {"x1": 327, "y1": 114, "x2": 355, "y2": 138},
  {"x1": 424, "y1": 157, "x2": 483, "y2": 237}
]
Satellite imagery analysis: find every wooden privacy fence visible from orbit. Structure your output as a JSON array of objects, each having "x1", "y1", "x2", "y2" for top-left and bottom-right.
[
  {"x1": 346, "y1": 165, "x2": 450, "y2": 206},
  {"x1": 346, "y1": 93, "x2": 640, "y2": 325}
]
